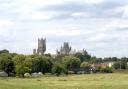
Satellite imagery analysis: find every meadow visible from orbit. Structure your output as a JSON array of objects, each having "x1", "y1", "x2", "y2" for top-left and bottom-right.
[{"x1": 0, "y1": 73, "x2": 128, "y2": 89}]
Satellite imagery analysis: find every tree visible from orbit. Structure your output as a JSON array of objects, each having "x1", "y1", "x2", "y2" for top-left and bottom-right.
[
  {"x1": 31, "y1": 55, "x2": 53, "y2": 74},
  {"x1": 0, "y1": 53, "x2": 15, "y2": 76},
  {"x1": 13, "y1": 55, "x2": 32, "y2": 77},
  {"x1": 0, "y1": 53, "x2": 11, "y2": 70},
  {"x1": 113, "y1": 62, "x2": 127, "y2": 69},
  {"x1": 5, "y1": 60, "x2": 15, "y2": 76},
  {"x1": 80, "y1": 62, "x2": 91, "y2": 73},
  {"x1": 80, "y1": 62, "x2": 90, "y2": 69},
  {"x1": 111, "y1": 57, "x2": 118, "y2": 61},
  {"x1": 90, "y1": 56, "x2": 97, "y2": 63},
  {"x1": 75, "y1": 52, "x2": 84, "y2": 62},
  {"x1": 0, "y1": 49, "x2": 9, "y2": 54},
  {"x1": 62, "y1": 56, "x2": 81, "y2": 73},
  {"x1": 74, "y1": 52, "x2": 91, "y2": 62},
  {"x1": 121, "y1": 57, "x2": 128, "y2": 62},
  {"x1": 45, "y1": 53, "x2": 52, "y2": 57},
  {"x1": 52, "y1": 63, "x2": 66, "y2": 76}
]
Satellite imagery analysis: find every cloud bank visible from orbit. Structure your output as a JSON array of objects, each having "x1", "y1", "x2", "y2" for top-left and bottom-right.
[{"x1": 0, "y1": 0, "x2": 128, "y2": 57}]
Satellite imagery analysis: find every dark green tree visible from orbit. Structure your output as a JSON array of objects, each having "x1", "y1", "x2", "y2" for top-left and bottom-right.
[
  {"x1": 0, "y1": 49, "x2": 9, "y2": 54},
  {"x1": 75, "y1": 52, "x2": 91, "y2": 62},
  {"x1": 62, "y1": 56, "x2": 80, "y2": 73},
  {"x1": 52, "y1": 63, "x2": 66, "y2": 76},
  {"x1": 31, "y1": 55, "x2": 53, "y2": 74},
  {"x1": 0, "y1": 53, "x2": 15, "y2": 76},
  {"x1": 113, "y1": 62, "x2": 127, "y2": 69}
]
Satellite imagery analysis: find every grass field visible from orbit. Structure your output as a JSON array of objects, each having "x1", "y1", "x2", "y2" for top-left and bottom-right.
[{"x1": 0, "y1": 73, "x2": 128, "y2": 89}]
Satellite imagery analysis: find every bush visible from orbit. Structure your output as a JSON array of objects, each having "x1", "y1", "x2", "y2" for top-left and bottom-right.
[
  {"x1": 52, "y1": 63, "x2": 66, "y2": 76},
  {"x1": 44, "y1": 73, "x2": 52, "y2": 77},
  {"x1": 62, "y1": 56, "x2": 80, "y2": 74},
  {"x1": 100, "y1": 67, "x2": 113, "y2": 73}
]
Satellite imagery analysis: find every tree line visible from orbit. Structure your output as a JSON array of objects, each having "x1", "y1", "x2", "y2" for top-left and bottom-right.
[{"x1": 0, "y1": 49, "x2": 128, "y2": 77}]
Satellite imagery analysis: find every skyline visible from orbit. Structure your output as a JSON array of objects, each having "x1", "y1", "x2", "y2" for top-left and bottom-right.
[{"x1": 0, "y1": 0, "x2": 128, "y2": 57}]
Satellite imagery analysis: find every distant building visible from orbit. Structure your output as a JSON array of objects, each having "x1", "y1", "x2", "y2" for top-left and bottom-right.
[
  {"x1": 57, "y1": 42, "x2": 72, "y2": 55},
  {"x1": 91, "y1": 62, "x2": 114, "y2": 69},
  {"x1": 33, "y1": 49, "x2": 36, "y2": 54},
  {"x1": 33, "y1": 38, "x2": 46, "y2": 55}
]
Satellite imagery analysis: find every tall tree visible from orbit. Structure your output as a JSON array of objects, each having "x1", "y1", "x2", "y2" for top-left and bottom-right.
[
  {"x1": 75, "y1": 52, "x2": 91, "y2": 62},
  {"x1": 0, "y1": 53, "x2": 15, "y2": 76},
  {"x1": 13, "y1": 55, "x2": 32, "y2": 77},
  {"x1": 52, "y1": 63, "x2": 66, "y2": 76},
  {"x1": 31, "y1": 55, "x2": 53, "y2": 74},
  {"x1": 62, "y1": 56, "x2": 80, "y2": 73}
]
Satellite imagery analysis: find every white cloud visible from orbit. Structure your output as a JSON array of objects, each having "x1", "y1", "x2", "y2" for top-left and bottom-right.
[
  {"x1": 72, "y1": 12, "x2": 90, "y2": 17},
  {"x1": 89, "y1": 33, "x2": 106, "y2": 42},
  {"x1": 0, "y1": 0, "x2": 128, "y2": 57},
  {"x1": 122, "y1": 5, "x2": 128, "y2": 18},
  {"x1": 84, "y1": 0, "x2": 104, "y2": 4},
  {"x1": 0, "y1": 18, "x2": 14, "y2": 28},
  {"x1": 22, "y1": 0, "x2": 64, "y2": 7}
]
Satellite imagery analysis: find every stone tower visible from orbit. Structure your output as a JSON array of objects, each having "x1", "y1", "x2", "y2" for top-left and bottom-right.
[
  {"x1": 57, "y1": 42, "x2": 71, "y2": 55},
  {"x1": 33, "y1": 38, "x2": 46, "y2": 55},
  {"x1": 33, "y1": 49, "x2": 36, "y2": 54}
]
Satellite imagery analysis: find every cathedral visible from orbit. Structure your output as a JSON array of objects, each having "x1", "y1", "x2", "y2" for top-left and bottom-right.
[
  {"x1": 33, "y1": 38, "x2": 46, "y2": 55},
  {"x1": 33, "y1": 38, "x2": 87, "y2": 56},
  {"x1": 56, "y1": 42, "x2": 72, "y2": 55}
]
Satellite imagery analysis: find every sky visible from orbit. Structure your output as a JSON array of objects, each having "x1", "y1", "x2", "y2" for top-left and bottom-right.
[{"x1": 0, "y1": 0, "x2": 128, "y2": 57}]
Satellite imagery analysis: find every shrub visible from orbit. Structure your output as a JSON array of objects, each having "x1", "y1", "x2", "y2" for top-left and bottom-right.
[
  {"x1": 62, "y1": 56, "x2": 80, "y2": 74},
  {"x1": 52, "y1": 63, "x2": 66, "y2": 76},
  {"x1": 100, "y1": 67, "x2": 113, "y2": 73}
]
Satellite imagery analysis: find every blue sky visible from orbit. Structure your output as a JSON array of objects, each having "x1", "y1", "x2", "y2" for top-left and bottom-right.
[{"x1": 0, "y1": 0, "x2": 128, "y2": 57}]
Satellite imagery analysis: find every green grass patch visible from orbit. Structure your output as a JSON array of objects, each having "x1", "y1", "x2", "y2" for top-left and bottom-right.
[{"x1": 0, "y1": 73, "x2": 128, "y2": 89}]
